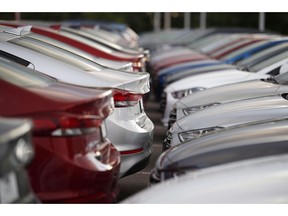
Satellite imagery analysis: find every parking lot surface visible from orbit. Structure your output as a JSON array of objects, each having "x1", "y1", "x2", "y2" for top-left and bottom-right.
[{"x1": 117, "y1": 94, "x2": 166, "y2": 202}]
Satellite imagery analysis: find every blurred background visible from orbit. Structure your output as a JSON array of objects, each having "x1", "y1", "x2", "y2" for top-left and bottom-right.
[{"x1": 1, "y1": 12, "x2": 288, "y2": 34}]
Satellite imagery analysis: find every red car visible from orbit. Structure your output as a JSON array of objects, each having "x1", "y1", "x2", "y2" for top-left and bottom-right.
[
  {"x1": 151, "y1": 35, "x2": 273, "y2": 73},
  {"x1": 210, "y1": 37, "x2": 269, "y2": 59},
  {"x1": 0, "y1": 21, "x2": 146, "y2": 72},
  {"x1": 0, "y1": 59, "x2": 121, "y2": 203},
  {"x1": 152, "y1": 53, "x2": 210, "y2": 72}
]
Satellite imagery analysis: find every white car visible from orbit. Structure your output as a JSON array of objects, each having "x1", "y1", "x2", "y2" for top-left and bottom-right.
[
  {"x1": 122, "y1": 153, "x2": 288, "y2": 203},
  {"x1": 0, "y1": 30, "x2": 154, "y2": 178},
  {"x1": 168, "y1": 63, "x2": 288, "y2": 128},
  {"x1": 161, "y1": 69, "x2": 270, "y2": 126}
]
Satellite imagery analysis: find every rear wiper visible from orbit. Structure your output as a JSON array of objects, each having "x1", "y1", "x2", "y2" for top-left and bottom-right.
[{"x1": 266, "y1": 77, "x2": 279, "y2": 84}]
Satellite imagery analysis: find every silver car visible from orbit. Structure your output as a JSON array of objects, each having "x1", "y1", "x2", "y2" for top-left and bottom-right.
[
  {"x1": 0, "y1": 29, "x2": 154, "y2": 178},
  {"x1": 169, "y1": 64, "x2": 288, "y2": 127},
  {"x1": 0, "y1": 117, "x2": 38, "y2": 203},
  {"x1": 155, "y1": 117, "x2": 288, "y2": 183},
  {"x1": 122, "y1": 153, "x2": 288, "y2": 203},
  {"x1": 165, "y1": 93, "x2": 288, "y2": 149}
]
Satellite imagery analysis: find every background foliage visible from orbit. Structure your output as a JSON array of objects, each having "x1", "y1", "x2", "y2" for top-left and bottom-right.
[{"x1": 0, "y1": 12, "x2": 287, "y2": 35}]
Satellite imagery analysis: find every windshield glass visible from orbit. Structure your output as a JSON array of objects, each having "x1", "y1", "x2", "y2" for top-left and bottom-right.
[
  {"x1": 275, "y1": 68, "x2": 288, "y2": 84},
  {"x1": 219, "y1": 40, "x2": 268, "y2": 60},
  {"x1": 209, "y1": 38, "x2": 253, "y2": 58},
  {"x1": 236, "y1": 43, "x2": 288, "y2": 67},
  {"x1": 249, "y1": 51, "x2": 288, "y2": 72}
]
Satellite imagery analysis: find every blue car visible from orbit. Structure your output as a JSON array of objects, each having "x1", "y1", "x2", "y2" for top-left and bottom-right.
[{"x1": 155, "y1": 38, "x2": 288, "y2": 100}]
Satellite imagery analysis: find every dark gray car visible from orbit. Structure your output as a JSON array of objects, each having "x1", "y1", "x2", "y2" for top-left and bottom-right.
[
  {"x1": 0, "y1": 117, "x2": 38, "y2": 203},
  {"x1": 152, "y1": 117, "x2": 288, "y2": 183}
]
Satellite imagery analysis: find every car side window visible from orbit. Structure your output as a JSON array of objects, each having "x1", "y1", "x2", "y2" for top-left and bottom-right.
[
  {"x1": 267, "y1": 66, "x2": 281, "y2": 76},
  {"x1": 174, "y1": 141, "x2": 288, "y2": 172}
]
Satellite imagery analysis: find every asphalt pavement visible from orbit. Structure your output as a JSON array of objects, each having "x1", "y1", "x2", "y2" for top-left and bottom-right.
[{"x1": 117, "y1": 93, "x2": 167, "y2": 202}]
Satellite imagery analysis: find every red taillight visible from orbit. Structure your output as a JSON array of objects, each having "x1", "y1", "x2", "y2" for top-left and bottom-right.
[
  {"x1": 132, "y1": 60, "x2": 144, "y2": 72},
  {"x1": 120, "y1": 148, "x2": 144, "y2": 155},
  {"x1": 60, "y1": 116, "x2": 101, "y2": 128},
  {"x1": 113, "y1": 89, "x2": 142, "y2": 107},
  {"x1": 32, "y1": 112, "x2": 102, "y2": 137}
]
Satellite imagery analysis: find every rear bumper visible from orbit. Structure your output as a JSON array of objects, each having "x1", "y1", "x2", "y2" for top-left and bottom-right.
[
  {"x1": 15, "y1": 193, "x2": 40, "y2": 203},
  {"x1": 106, "y1": 111, "x2": 154, "y2": 178},
  {"x1": 28, "y1": 137, "x2": 121, "y2": 203},
  {"x1": 120, "y1": 150, "x2": 151, "y2": 178}
]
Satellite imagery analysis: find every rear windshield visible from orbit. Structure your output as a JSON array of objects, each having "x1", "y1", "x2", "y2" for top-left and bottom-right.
[
  {"x1": 209, "y1": 38, "x2": 252, "y2": 58},
  {"x1": 236, "y1": 43, "x2": 288, "y2": 67},
  {"x1": 219, "y1": 40, "x2": 268, "y2": 61},
  {"x1": 275, "y1": 70, "x2": 288, "y2": 85},
  {"x1": 249, "y1": 51, "x2": 288, "y2": 72}
]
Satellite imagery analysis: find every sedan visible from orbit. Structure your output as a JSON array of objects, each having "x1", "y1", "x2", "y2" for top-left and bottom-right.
[
  {"x1": 169, "y1": 63, "x2": 288, "y2": 127},
  {"x1": 162, "y1": 54, "x2": 288, "y2": 127},
  {"x1": 0, "y1": 58, "x2": 121, "y2": 203},
  {"x1": 165, "y1": 93, "x2": 288, "y2": 148},
  {"x1": 0, "y1": 22, "x2": 146, "y2": 72},
  {"x1": 0, "y1": 31, "x2": 154, "y2": 178}
]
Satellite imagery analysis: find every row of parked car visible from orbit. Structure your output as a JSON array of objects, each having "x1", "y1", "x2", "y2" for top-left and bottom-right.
[
  {"x1": 0, "y1": 20, "x2": 154, "y2": 203},
  {"x1": 121, "y1": 28, "x2": 288, "y2": 203}
]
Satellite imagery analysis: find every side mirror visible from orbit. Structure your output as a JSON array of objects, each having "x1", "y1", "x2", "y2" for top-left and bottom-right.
[{"x1": 279, "y1": 62, "x2": 288, "y2": 74}]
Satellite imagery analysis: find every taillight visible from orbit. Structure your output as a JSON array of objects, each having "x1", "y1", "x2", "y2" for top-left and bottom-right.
[
  {"x1": 113, "y1": 89, "x2": 142, "y2": 108},
  {"x1": 132, "y1": 60, "x2": 144, "y2": 72},
  {"x1": 32, "y1": 112, "x2": 102, "y2": 137},
  {"x1": 113, "y1": 89, "x2": 142, "y2": 107}
]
